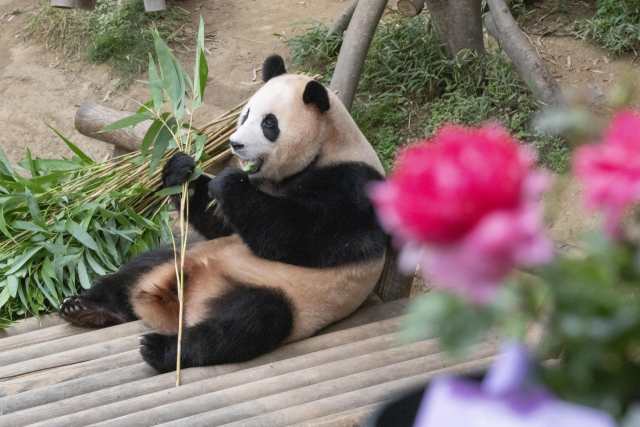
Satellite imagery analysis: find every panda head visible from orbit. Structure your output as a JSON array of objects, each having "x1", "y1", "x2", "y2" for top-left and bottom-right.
[{"x1": 229, "y1": 55, "x2": 333, "y2": 182}]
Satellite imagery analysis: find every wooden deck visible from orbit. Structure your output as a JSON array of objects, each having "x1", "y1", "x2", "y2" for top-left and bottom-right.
[{"x1": 0, "y1": 299, "x2": 498, "y2": 426}]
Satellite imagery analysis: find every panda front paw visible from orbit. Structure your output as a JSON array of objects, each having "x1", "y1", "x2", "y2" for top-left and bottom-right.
[
  {"x1": 162, "y1": 152, "x2": 195, "y2": 188},
  {"x1": 208, "y1": 168, "x2": 250, "y2": 201},
  {"x1": 139, "y1": 332, "x2": 178, "y2": 373}
]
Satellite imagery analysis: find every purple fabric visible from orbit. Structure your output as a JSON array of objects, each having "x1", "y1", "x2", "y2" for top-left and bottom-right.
[{"x1": 412, "y1": 342, "x2": 616, "y2": 427}]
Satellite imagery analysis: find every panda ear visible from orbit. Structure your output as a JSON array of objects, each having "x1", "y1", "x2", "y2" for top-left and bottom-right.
[
  {"x1": 262, "y1": 55, "x2": 286, "y2": 82},
  {"x1": 302, "y1": 81, "x2": 330, "y2": 113}
]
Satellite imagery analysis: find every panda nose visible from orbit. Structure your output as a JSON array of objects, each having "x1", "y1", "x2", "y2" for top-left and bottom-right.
[{"x1": 230, "y1": 140, "x2": 244, "y2": 151}]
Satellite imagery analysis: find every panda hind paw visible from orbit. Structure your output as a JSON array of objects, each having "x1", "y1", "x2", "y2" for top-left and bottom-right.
[{"x1": 139, "y1": 332, "x2": 179, "y2": 373}]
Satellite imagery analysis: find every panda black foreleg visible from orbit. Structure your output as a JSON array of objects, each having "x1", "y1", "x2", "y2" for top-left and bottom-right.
[
  {"x1": 139, "y1": 283, "x2": 295, "y2": 372},
  {"x1": 162, "y1": 152, "x2": 233, "y2": 240},
  {"x1": 59, "y1": 248, "x2": 175, "y2": 328}
]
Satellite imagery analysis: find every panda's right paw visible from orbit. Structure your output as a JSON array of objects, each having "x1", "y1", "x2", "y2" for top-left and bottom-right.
[
  {"x1": 162, "y1": 152, "x2": 195, "y2": 188},
  {"x1": 139, "y1": 332, "x2": 178, "y2": 373}
]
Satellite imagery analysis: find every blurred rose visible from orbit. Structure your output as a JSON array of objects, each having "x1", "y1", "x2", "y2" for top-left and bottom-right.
[
  {"x1": 574, "y1": 111, "x2": 640, "y2": 239},
  {"x1": 370, "y1": 124, "x2": 553, "y2": 304}
]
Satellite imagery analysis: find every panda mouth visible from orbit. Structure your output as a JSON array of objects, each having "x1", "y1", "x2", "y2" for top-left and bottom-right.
[{"x1": 239, "y1": 158, "x2": 263, "y2": 174}]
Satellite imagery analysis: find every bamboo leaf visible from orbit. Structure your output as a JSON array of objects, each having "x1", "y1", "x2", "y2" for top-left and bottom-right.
[
  {"x1": 153, "y1": 30, "x2": 183, "y2": 117},
  {"x1": 5, "y1": 247, "x2": 41, "y2": 275},
  {"x1": 85, "y1": 250, "x2": 106, "y2": 276},
  {"x1": 193, "y1": 16, "x2": 209, "y2": 108},
  {"x1": 194, "y1": 134, "x2": 206, "y2": 162},
  {"x1": 11, "y1": 220, "x2": 47, "y2": 233},
  {"x1": 141, "y1": 117, "x2": 166, "y2": 158},
  {"x1": 0, "y1": 145, "x2": 15, "y2": 178},
  {"x1": 149, "y1": 117, "x2": 176, "y2": 178},
  {"x1": 156, "y1": 185, "x2": 183, "y2": 197},
  {"x1": 17, "y1": 159, "x2": 82, "y2": 172},
  {"x1": 45, "y1": 124, "x2": 94, "y2": 164},
  {"x1": 148, "y1": 53, "x2": 164, "y2": 114},
  {"x1": 0, "y1": 286, "x2": 10, "y2": 309},
  {"x1": 25, "y1": 188, "x2": 48, "y2": 232},
  {"x1": 98, "y1": 111, "x2": 154, "y2": 133},
  {"x1": 25, "y1": 147, "x2": 38, "y2": 178},
  {"x1": 65, "y1": 220, "x2": 99, "y2": 251},
  {"x1": 0, "y1": 204, "x2": 13, "y2": 242},
  {"x1": 77, "y1": 258, "x2": 91, "y2": 289},
  {"x1": 7, "y1": 275, "x2": 18, "y2": 298},
  {"x1": 39, "y1": 242, "x2": 68, "y2": 255}
]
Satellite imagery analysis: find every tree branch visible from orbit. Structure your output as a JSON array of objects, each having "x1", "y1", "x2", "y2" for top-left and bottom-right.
[
  {"x1": 327, "y1": 0, "x2": 359, "y2": 37},
  {"x1": 485, "y1": 0, "x2": 563, "y2": 107}
]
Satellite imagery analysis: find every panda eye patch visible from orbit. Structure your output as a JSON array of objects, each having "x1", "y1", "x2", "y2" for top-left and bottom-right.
[{"x1": 261, "y1": 114, "x2": 279, "y2": 142}]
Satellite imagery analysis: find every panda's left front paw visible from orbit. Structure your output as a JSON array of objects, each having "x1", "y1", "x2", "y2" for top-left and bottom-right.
[
  {"x1": 208, "y1": 168, "x2": 250, "y2": 200},
  {"x1": 139, "y1": 333, "x2": 178, "y2": 373}
]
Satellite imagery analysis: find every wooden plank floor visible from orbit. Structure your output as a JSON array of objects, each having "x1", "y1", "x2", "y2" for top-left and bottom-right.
[{"x1": 0, "y1": 299, "x2": 498, "y2": 426}]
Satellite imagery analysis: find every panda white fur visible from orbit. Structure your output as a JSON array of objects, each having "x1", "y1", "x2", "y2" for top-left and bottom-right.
[{"x1": 58, "y1": 55, "x2": 387, "y2": 372}]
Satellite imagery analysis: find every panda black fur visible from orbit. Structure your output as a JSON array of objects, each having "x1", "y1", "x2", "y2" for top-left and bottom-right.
[{"x1": 59, "y1": 55, "x2": 387, "y2": 373}]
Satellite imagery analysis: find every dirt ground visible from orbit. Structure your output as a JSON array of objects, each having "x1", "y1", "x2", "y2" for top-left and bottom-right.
[{"x1": 1, "y1": 0, "x2": 639, "y2": 275}]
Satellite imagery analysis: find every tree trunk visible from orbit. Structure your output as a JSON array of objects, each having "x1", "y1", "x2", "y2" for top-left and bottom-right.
[
  {"x1": 424, "y1": 0, "x2": 485, "y2": 56},
  {"x1": 327, "y1": 0, "x2": 360, "y2": 37},
  {"x1": 397, "y1": 0, "x2": 424, "y2": 18},
  {"x1": 75, "y1": 103, "x2": 152, "y2": 152},
  {"x1": 330, "y1": 0, "x2": 389, "y2": 112},
  {"x1": 485, "y1": 0, "x2": 563, "y2": 107}
]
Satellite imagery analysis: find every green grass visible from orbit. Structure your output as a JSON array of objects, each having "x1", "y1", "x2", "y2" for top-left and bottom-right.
[
  {"x1": 24, "y1": 0, "x2": 188, "y2": 88},
  {"x1": 285, "y1": 13, "x2": 568, "y2": 172},
  {"x1": 574, "y1": 0, "x2": 640, "y2": 56}
]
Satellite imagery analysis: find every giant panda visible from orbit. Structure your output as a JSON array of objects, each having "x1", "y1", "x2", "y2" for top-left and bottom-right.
[{"x1": 58, "y1": 55, "x2": 387, "y2": 372}]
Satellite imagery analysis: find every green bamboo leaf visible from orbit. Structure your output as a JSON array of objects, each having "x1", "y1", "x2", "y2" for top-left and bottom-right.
[
  {"x1": 0, "y1": 204, "x2": 13, "y2": 242},
  {"x1": 153, "y1": 30, "x2": 182, "y2": 116},
  {"x1": 51, "y1": 255, "x2": 78, "y2": 269},
  {"x1": 98, "y1": 111, "x2": 154, "y2": 133},
  {"x1": 25, "y1": 188, "x2": 48, "y2": 232},
  {"x1": 149, "y1": 117, "x2": 176, "y2": 178},
  {"x1": 42, "y1": 256, "x2": 56, "y2": 278},
  {"x1": 0, "y1": 145, "x2": 15, "y2": 178},
  {"x1": 25, "y1": 147, "x2": 38, "y2": 178},
  {"x1": 17, "y1": 159, "x2": 81, "y2": 172},
  {"x1": 126, "y1": 207, "x2": 158, "y2": 230},
  {"x1": 5, "y1": 247, "x2": 41, "y2": 275},
  {"x1": 11, "y1": 220, "x2": 47, "y2": 233},
  {"x1": 85, "y1": 250, "x2": 106, "y2": 276},
  {"x1": 194, "y1": 134, "x2": 206, "y2": 162},
  {"x1": 7, "y1": 275, "x2": 18, "y2": 298},
  {"x1": 0, "y1": 286, "x2": 10, "y2": 309},
  {"x1": 136, "y1": 100, "x2": 154, "y2": 114},
  {"x1": 140, "y1": 117, "x2": 165, "y2": 158},
  {"x1": 193, "y1": 16, "x2": 209, "y2": 108},
  {"x1": 65, "y1": 220, "x2": 98, "y2": 251},
  {"x1": 148, "y1": 53, "x2": 164, "y2": 113},
  {"x1": 39, "y1": 242, "x2": 67, "y2": 254},
  {"x1": 190, "y1": 167, "x2": 203, "y2": 182},
  {"x1": 77, "y1": 258, "x2": 91, "y2": 289},
  {"x1": 45, "y1": 124, "x2": 94, "y2": 164},
  {"x1": 156, "y1": 185, "x2": 183, "y2": 197}
]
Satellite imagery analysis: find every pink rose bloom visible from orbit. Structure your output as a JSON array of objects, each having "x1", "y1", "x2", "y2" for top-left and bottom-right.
[
  {"x1": 369, "y1": 125, "x2": 554, "y2": 304},
  {"x1": 574, "y1": 110, "x2": 640, "y2": 238}
]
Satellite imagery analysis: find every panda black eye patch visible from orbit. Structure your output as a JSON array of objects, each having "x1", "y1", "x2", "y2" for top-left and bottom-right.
[
  {"x1": 261, "y1": 114, "x2": 279, "y2": 142},
  {"x1": 241, "y1": 109, "x2": 250, "y2": 125}
]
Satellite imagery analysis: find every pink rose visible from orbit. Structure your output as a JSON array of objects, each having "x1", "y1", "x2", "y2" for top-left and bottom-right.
[
  {"x1": 574, "y1": 110, "x2": 640, "y2": 239},
  {"x1": 370, "y1": 124, "x2": 553, "y2": 304}
]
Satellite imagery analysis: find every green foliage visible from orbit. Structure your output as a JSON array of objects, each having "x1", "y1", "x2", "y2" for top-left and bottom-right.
[
  {"x1": 574, "y1": 0, "x2": 640, "y2": 55},
  {"x1": 285, "y1": 13, "x2": 569, "y2": 173},
  {"x1": 24, "y1": 0, "x2": 188, "y2": 88},
  {"x1": 0, "y1": 19, "x2": 210, "y2": 327}
]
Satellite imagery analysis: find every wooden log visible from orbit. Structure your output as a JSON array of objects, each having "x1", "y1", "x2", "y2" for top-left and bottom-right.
[
  {"x1": 144, "y1": 0, "x2": 166, "y2": 12},
  {"x1": 327, "y1": 0, "x2": 359, "y2": 37},
  {"x1": 3, "y1": 317, "x2": 405, "y2": 425},
  {"x1": 330, "y1": 0, "x2": 389, "y2": 112},
  {"x1": 0, "y1": 320, "x2": 148, "y2": 368},
  {"x1": 0, "y1": 351, "x2": 142, "y2": 397},
  {"x1": 0, "y1": 323, "x2": 90, "y2": 354},
  {"x1": 140, "y1": 346, "x2": 498, "y2": 427},
  {"x1": 0, "y1": 314, "x2": 65, "y2": 339},
  {"x1": 397, "y1": 0, "x2": 424, "y2": 18},
  {"x1": 75, "y1": 103, "x2": 152, "y2": 152},
  {"x1": 16, "y1": 333, "x2": 404, "y2": 427},
  {"x1": 485, "y1": 0, "x2": 563, "y2": 107},
  {"x1": 51, "y1": 0, "x2": 75, "y2": 8}
]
